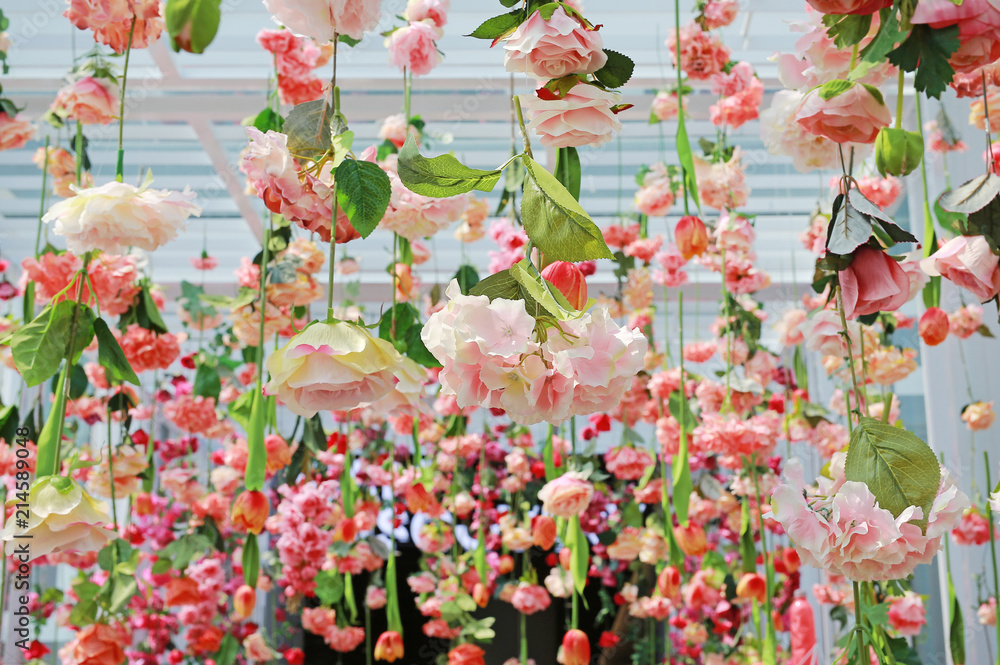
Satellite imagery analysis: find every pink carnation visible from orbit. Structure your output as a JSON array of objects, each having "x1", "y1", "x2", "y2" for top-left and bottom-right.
[
  {"x1": 669, "y1": 23, "x2": 730, "y2": 81},
  {"x1": 386, "y1": 20, "x2": 442, "y2": 77}
]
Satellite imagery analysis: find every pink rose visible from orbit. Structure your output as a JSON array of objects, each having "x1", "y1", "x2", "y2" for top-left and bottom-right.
[
  {"x1": 263, "y1": 0, "x2": 383, "y2": 42},
  {"x1": 921, "y1": 235, "x2": 1000, "y2": 302},
  {"x1": 404, "y1": 0, "x2": 448, "y2": 28},
  {"x1": 651, "y1": 91, "x2": 684, "y2": 121},
  {"x1": 962, "y1": 401, "x2": 996, "y2": 431},
  {"x1": 702, "y1": 0, "x2": 740, "y2": 29},
  {"x1": 796, "y1": 82, "x2": 891, "y2": 144},
  {"x1": 525, "y1": 83, "x2": 622, "y2": 148},
  {"x1": 839, "y1": 246, "x2": 910, "y2": 319},
  {"x1": 503, "y1": 7, "x2": 607, "y2": 81},
  {"x1": 386, "y1": 20, "x2": 442, "y2": 77},
  {"x1": 510, "y1": 583, "x2": 551, "y2": 615},
  {"x1": 537, "y1": 474, "x2": 594, "y2": 518},
  {"x1": 887, "y1": 592, "x2": 926, "y2": 636},
  {"x1": 912, "y1": 0, "x2": 1000, "y2": 74},
  {"x1": 65, "y1": 0, "x2": 163, "y2": 54},
  {"x1": 634, "y1": 184, "x2": 674, "y2": 217},
  {"x1": 807, "y1": 0, "x2": 892, "y2": 14},
  {"x1": 605, "y1": 446, "x2": 654, "y2": 481},
  {"x1": 51, "y1": 76, "x2": 119, "y2": 125},
  {"x1": 669, "y1": 22, "x2": 730, "y2": 81},
  {"x1": 0, "y1": 112, "x2": 34, "y2": 151}
]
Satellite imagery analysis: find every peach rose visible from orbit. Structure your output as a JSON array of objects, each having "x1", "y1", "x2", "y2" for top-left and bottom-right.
[
  {"x1": 962, "y1": 401, "x2": 996, "y2": 431},
  {"x1": 404, "y1": 0, "x2": 449, "y2": 28},
  {"x1": 243, "y1": 632, "x2": 276, "y2": 662},
  {"x1": 537, "y1": 473, "x2": 594, "y2": 518},
  {"x1": 921, "y1": 235, "x2": 1000, "y2": 302},
  {"x1": 51, "y1": 76, "x2": 119, "y2": 125},
  {"x1": 73, "y1": 623, "x2": 128, "y2": 665},
  {"x1": 525, "y1": 83, "x2": 623, "y2": 148},
  {"x1": 796, "y1": 81, "x2": 891, "y2": 144},
  {"x1": 503, "y1": 7, "x2": 607, "y2": 81},
  {"x1": 0, "y1": 112, "x2": 35, "y2": 151}
]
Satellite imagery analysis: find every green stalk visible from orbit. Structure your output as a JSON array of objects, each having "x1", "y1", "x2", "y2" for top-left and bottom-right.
[
  {"x1": 115, "y1": 16, "x2": 137, "y2": 182},
  {"x1": 674, "y1": 0, "x2": 689, "y2": 215},
  {"x1": 520, "y1": 611, "x2": 528, "y2": 665},
  {"x1": 853, "y1": 581, "x2": 866, "y2": 665},
  {"x1": 895, "y1": 69, "x2": 904, "y2": 131},
  {"x1": 985, "y1": 451, "x2": 1000, "y2": 665},
  {"x1": 513, "y1": 95, "x2": 534, "y2": 160},
  {"x1": 326, "y1": 35, "x2": 340, "y2": 323},
  {"x1": 836, "y1": 286, "x2": 863, "y2": 430}
]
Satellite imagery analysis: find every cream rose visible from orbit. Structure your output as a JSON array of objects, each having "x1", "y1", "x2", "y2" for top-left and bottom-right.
[
  {"x1": 264, "y1": 320, "x2": 404, "y2": 416},
  {"x1": 525, "y1": 83, "x2": 623, "y2": 148},
  {"x1": 1, "y1": 476, "x2": 114, "y2": 562}
]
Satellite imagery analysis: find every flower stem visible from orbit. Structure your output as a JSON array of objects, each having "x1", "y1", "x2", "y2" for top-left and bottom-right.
[
  {"x1": 326, "y1": 34, "x2": 340, "y2": 323},
  {"x1": 895, "y1": 69, "x2": 904, "y2": 131},
  {"x1": 853, "y1": 580, "x2": 866, "y2": 665},
  {"x1": 721, "y1": 247, "x2": 732, "y2": 412},
  {"x1": 107, "y1": 411, "x2": 118, "y2": 532},
  {"x1": 74, "y1": 120, "x2": 84, "y2": 187},
  {"x1": 520, "y1": 611, "x2": 528, "y2": 665},
  {"x1": 512, "y1": 95, "x2": 533, "y2": 160},
  {"x1": 985, "y1": 450, "x2": 1000, "y2": 665},
  {"x1": 35, "y1": 136, "x2": 49, "y2": 256},
  {"x1": 836, "y1": 285, "x2": 863, "y2": 428},
  {"x1": 116, "y1": 16, "x2": 137, "y2": 183},
  {"x1": 674, "y1": 0, "x2": 690, "y2": 216},
  {"x1": 257, "y1": 225, "x2": 271, "y2": 376}
]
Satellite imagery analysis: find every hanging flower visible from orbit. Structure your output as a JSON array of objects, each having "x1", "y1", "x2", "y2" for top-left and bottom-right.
[
  {"x1": 0, "y1": 112, "x2": 35, "y2": 151},
  {"x1": 263, "y1": 0, "x2": 383, "y2": 42},
  {"x1": 502, "y1": 6, "x2": 607, "y2": 80},
  {"x1": 525, "y1": 83, "x2": 624, "y2": 149},
  {"x1": 42, "y1": 178, "x2": 201, "y2": 254},
  {"x1": 962, "y1": 401, "x2": 996, "y2": 431},
  {"x1": 386, "y1": 20, "x2": 442, "y2": 77},
  {"x1": 264, "y1": 321, "x2": 403, "y2": 417},
  {"x1": 1, "y1": 477, "x2": 114, "y2": 562},
  {"x1": 50, "y1": 75, "x2": 119, "y2": 125}
]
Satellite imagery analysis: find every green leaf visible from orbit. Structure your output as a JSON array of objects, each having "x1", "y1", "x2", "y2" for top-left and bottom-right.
[
  {"x1": 140, "y1": 286, "x2": 168, "y2": 334},
  {"x1": 862, "y1": 601, "x2": 890, "y2": 627},
  {"x1": 302, "y1": 414, "x2": 326, "y2": 452},
  {"x1": 335, "y1": 159, "x2": 391, "y2": 238},
  {"x1": 887, "y1": 24, "x2": 959, "y2": 99},
  {"x1": 215, "y1": 633, "x2": 240, "y2": 665},
  {"x1": 949, "y1": 581, "x2": 966, "y2": 665},
  {"x1": 966, "y1": 194, "x2": 1000, "y2": 254},
  {"x1": 847, "y1": 189, "x2": 916, "y2": 245},
  {"x1": 467, "y1": 9, "x2": 522, "y2": 40},
  {"x1": 242, "y1": 533, "x2": 259, "y2": 587},
  {"x1": 509, "y1": 260, "x2": 573, "y2": 318},
  {"x1": 12, "y1": 302, "x2": 78, "y2": 387},
  {"x1": 818, "y1": 79, "x2": 856, "y2": 101},
  {"x1": 554, "y1": 147, "x2": 581, "y2": 201},
  {"x1": 249, "y1": 107, "x2": 284, "y2": 133},
  {"x1": 397, "y1": 135, "x2": 503, "y2": 197},
  {"x1": 227, "y1": 390, "x2": 254, "y2": 431},
  {"x1": 566, "y1": 516, "x2": 589, "y2": 596},
  {"x1": 94, "y1": 318, "x2": 140, "y2": 386},
  {"x1": 68, "y1": 363, "x2": 88, "y2": 400},
  {"x1": 826, "y1": 194, "x2": 873, "y2": 256},
  {"x1": 844, "y1": 417, "x2": 941, "y2": 527},
  {"x1": 453, "y1": 265, "x2": 480, "y2": 294},
  {"x1": 110, "y1": 573, "x2": 138, "y2": 613},
  {"x1": 404, "y1": 324, "x2": 442, "y2": 368},
  {"x1": 244, "y1": 392, "x2": 267, "y2": 491},
  {"x1": 468, "y1": 269, "x2": 519, "y2": 300},
  {"x1": 850, "y1": 8, "x2": 905, "y2": 82},
  {"x1": 379, "y1": 302, "x2": 419, "y2": 350},
  {"x1": 739, "y1": 500, "x2": 757, "y2": 575},
  {"x1": 938, "y1": 173, "x2": 1000, "y2": 214},
  {"x1": 285, "y1": 99, "x2": 334, "y2": 162},
  {"x1": 315, "y1": 569, "x2": 346, "y2": 606},
  {"x1": 822, "y1": 13, "x2": 872, "y2": 49},
  {"x1": 933, "y1": 198, "x2": 967, "y2": 235},
  {"x1": 521, "y1": 156, "x2": 613, "y2": 262},
  {"x1": 593, "y1": 49, "x2": 635, "y2": 88},
  {"x1": 97, "y1": 539, "x2": 134, "y2": 573},
  {"x1": 675, "y1": 112, "x2": 701, "y2": 212},
  {"x1": 194, "y1": 363, "x2": 222, "y2": 401},
  {"x1": 165, "y1": 0, "x2": 222, "y2": 54}
]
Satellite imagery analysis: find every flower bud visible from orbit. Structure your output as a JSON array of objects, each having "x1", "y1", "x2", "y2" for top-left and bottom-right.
[
  {"x1": 673, "y1": 522, "x2": 708, "y2": 557},
  {"x1": 473, "y1": 582, "x2": 490, "y2": 608},
  {"x1": 233, "y1": 584, "x2": 257, "y2": 619},
  {"x1": 562, "y1": 629, "x2": 591, "y2": 665},
  {"x1": 919, "y1": 307, "x2": 949, "y2": 346},
  {"x1": 533, "y1": 515, "x2": 557, "y2": 550},
  {"x1": 498, "y1": 554, "x2": 515, "y2": 575},
  {"x1": 333, "y1": 516, "x2": 357, "y2": 543},
  {"x1": 782, "y1": 547, "x2": 801, "y2": 574},
  {"x1": 541, "y1": 261, "x2": 588, "y2": 310},
  {"x1": 231, "y1": 490, "x2": 269, "y2": 535},
  {"x1": 736, "y1": 572, "x2": 767, "y2": 604},
  {"x1": 875, "y1": 127, "x2": 924, "y2": 177},
  {"x1": 134, "y1": 492, "x2": 154, "y2": 516},
  {"x1": 657, "y1": 566, "x2": 681, "y2": 599},
  {"x1": 374, "y1": 631, "x2": 404, "y2": 662},
  {"x1": 675, "y1": 216, "x2": 709, "y2": 260},
  {"x1": 559, "y1": 547, "x2": 573, "y2": 571}
]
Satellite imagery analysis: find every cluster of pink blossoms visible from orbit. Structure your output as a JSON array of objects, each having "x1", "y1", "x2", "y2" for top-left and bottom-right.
[
  {"x1": 257, "y1": 29, "x2": 331, "y2": 105},
  {"x1": 240, "y1": 127, "x2": 362, "y2": 243},
  {"x1": 633, "y1": 163, "x2": 676, "y2": 218},
  {"x1": 20, "y1": 251, "x2": 141, "y2": 316},
  {"x1": 422, "y1": 280, "x2": 648, "y2": 426},
  {"x1": 709, "y1": 61, "x2": 764, "y2": 129},
  {"x1": 64, "y1": 0, "x2": 164, "y2": 53},
  {"x1": 773, "y1": 459, "x2": 969, "y2": 581}
]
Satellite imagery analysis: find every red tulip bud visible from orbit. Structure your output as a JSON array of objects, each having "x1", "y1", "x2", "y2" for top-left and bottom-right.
[
  {"x1": 675, "y1": 216, "x2": 709, "y2": 260},
  {"x1": 533, "y1": 515, "x2": 557, "y2": 550},
  {"x1": 673, "y1": 522, "x2": 708, "y2": 557},
  {"x1": 736, "y1": 572, "x2": 767, "y2": 604},
  {"x1": 473, "y1": 582, "x2": 490, "y2": 608},
  {"x1": 374, "y1": 631, "x2": 404, "y2": 662},
  {"x1": 231, "y1": 490, "x2": 269, "y2": 535},
  {"x1": 498, "y1": 554, "x2": 515, "y2": 575},
  {"x1": 562, "y1": 629, "x2": 591, "y2": 665},
  {"x1": 559, "y1": 547, "x2": 573, "y2": 571},
  {"x1": 233, "y1": 584, "x2": 256, "y2": 619},
  {"x1": 135, "y1": 492, "x2": 154, "y2": 516},
  {"x1": 657, "y1": 566, "x2": 681, "y2": 599},
  {"x1": 782, "y1": 547, "x2": 801, "y2": 574},
  {"x1": 919, "y1": 307, "x2": 949, "y2": 346},
  {"x1": 541, "y1": 261, "x2": 588, "y2": 309}
]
